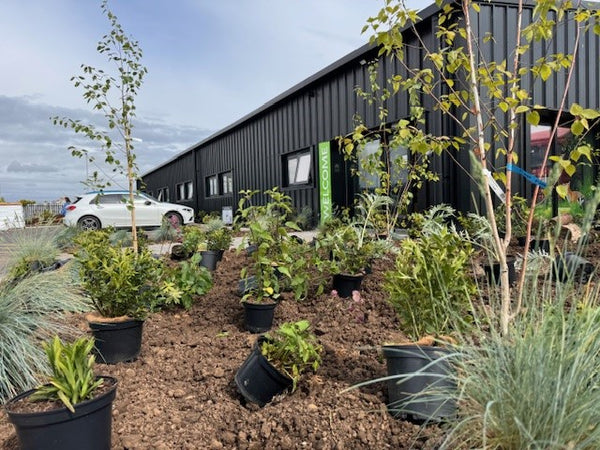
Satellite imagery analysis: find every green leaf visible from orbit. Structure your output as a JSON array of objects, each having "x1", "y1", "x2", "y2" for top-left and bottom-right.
[
  {"x1": 527, "y1": 111, "x2": 540, "y2": 126},
  {"x1": 571, "y1": 120, "x2": 585, "y2": 136},
  {"x1": 540, "y1": 64, "x2": 552, "y2": 81},
  {"x1": 556, "y1": 184, "x2": 568, "y2": 199}
]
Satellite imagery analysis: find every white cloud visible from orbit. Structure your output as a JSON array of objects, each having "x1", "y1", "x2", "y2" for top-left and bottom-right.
[{"x1": 0, "y1": 0, "x2": 431, "y2": 201}]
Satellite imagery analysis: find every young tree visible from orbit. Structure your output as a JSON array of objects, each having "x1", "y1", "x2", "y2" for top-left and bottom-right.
[
  {"x1": 52, "y1": 0, "x2": 147, "y2": 252},
  {"x1": 352, "y1": 0, "x2": 600, "y2": 334}
]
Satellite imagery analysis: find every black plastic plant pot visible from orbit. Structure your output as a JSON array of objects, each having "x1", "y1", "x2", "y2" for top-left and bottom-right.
[
  {"x1": 234, "y1": 337, "x2": 293, "y2": 406},
  {"x1": 88, "y1": 319, "x2": 144, "y2": 364},
  {"x1": 332, "y1": 273, "x2": 364, "y2": 298},
  {"x1": 382, "y1": 345, "x2": 456, "y2": 423},
  {"x1": 5, "y1": 376, "x2": 117, "y2": 450},
  {"x1": 199, "y1": 250, "x2": 220, "y2": 271},
  {"x1": 517, "y1": 237, "x2": 550, "y2": 253},
  {"x1": 216, "y1": 249, "x2": 225, "y2": 262},
  {"x1": 170, "y1": 244, "x2": 190, "y2": 261},
  {"x1": 553, "y1": 252, "x2": 595, "y2": 283},
  {"x1": 242, "y1": 301, "x2": 277, "y2": 333},
  {"x1": 483, "y1": 258, "x2": 516, "y2": 285}
]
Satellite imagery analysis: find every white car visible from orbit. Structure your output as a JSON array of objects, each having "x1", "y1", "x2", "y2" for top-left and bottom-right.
[{"x1": 63, "y1": 191, "x2": 194, "y2": 231}]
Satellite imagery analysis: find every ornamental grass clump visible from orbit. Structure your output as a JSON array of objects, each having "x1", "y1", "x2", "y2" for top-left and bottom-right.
[
  {"x1": 0, "y1": 269, "x2": 90, "y2": 402},
  {"x1": 2, "y1": 226, "x2": 61, "y2": 280},
  {"x1": 442, "y1": 290, "x2": 600, "y2": 449}
]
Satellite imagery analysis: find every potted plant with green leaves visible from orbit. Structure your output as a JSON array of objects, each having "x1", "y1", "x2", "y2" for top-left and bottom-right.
[
  {"x1": 240, "y1": 243, "x2": 282, "y2": 333},
  {"x1": 199, "y1": 219, "x2": 233, "y2": 271},
  {"x1": 4, "y1": 335, "x2": 117, "y2": 450},
  {"x1": 382, "y1": 213, "x2": 475, "y2": 422},
  {"x1": 317, "y1": 194, "x2": 392, "y2": 297},
  {"x1": 235, "y1": 320, "x2": 322, "y2": 406},
  {"x1": 74, "y1": 229, "x2": 162, "y2": 364}
]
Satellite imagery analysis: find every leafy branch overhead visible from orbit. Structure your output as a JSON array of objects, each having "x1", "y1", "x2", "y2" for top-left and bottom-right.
[
  {"x1": 355, "y1": 0, "x2": 600, "y2": 334},
  {"x1": 51, "y1": 0, "x2": 148, "y2": 252}
]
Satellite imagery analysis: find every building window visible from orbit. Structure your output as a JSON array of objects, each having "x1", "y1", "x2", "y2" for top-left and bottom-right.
[
  {"x1": 285, "y1": 150, "x2": 312, "y2": 186},
  {"x1": 176, "y1": 181, "x2": 194, "y2": 201},
  {"x1": 157, "y1": 187, "x2": 169, "y2": 202},
  {"x1": 206, "y1": 175, "x2": 219, "y2": 197},
  {"x1": 220, "y1": 172, "x2": 233, "y2": 195}
]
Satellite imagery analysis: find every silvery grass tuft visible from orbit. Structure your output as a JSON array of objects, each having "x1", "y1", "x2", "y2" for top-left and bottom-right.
[
  {"x1": 0, "y1": 267, "x2": 90, "y2": 402},
  {"x1": 1, "y1": 226, "x2": 62, "y2": 280},
  {"x1": 436, "y1": 216, "x2": 600, "y2": 448},
  {"x1": 442, "y1": 272, "x2": 600, "y2": 449}
]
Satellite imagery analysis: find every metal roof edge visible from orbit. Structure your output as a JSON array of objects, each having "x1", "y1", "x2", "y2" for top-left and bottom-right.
[{"x1": 141, "y1": 1, "x2": 443, "y2": 178}]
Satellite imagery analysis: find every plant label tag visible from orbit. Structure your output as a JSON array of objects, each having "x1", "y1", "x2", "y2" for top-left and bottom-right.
[{"x1": 483, "y1": 169, "x2": 506, "y2": 203}]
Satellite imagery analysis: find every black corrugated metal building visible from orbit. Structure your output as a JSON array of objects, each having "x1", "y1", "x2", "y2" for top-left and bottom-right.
[{"x1": 141, "y1": 0, "x2": 600, "y2": 222}]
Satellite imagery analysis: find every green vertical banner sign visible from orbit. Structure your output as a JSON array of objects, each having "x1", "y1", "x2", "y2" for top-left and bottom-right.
[{"x1": 318, "y1": 141, "x2": 332, "y2": 224}]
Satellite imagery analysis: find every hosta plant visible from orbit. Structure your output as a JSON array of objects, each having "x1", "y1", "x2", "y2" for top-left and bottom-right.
[{"x1": 29, "y1": 336, "x2": 103, "y2": 413}]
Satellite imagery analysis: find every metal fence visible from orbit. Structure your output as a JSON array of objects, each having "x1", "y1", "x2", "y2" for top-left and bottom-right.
[{"x1": 23, "y1": 204, "x2": 62, "y2": 220}]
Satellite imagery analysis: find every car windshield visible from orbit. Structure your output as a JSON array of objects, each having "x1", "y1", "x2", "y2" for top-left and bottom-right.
[{"x1": 140, "y1": 192, "x2": 159, "y2": 202}]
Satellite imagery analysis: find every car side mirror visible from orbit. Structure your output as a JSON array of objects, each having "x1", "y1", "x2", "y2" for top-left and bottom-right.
[{"x1": 144, "y1": 200, "x2": 152, "y2": 206}]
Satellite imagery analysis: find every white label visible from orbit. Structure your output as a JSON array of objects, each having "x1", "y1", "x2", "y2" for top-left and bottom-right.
[{"x1": 483, "y1": 169, "x2": 506, "y2": 203}]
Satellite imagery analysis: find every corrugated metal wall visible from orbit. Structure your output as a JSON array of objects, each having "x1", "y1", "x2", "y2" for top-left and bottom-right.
[
  {"x1": 142, "y1": 151, "x2": 196, "y2": 211},
  {"x1": 142, "y1": 0, "x2": 600, "y2": 220}
]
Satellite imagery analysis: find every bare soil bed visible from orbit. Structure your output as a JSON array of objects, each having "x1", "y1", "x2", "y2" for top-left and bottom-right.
[
  {"x1": 0, "y1": 249, "x2": 444, "y2": 449},
  {"x1": 3, "y1": 230, "x2": 597, "y2": 449}
]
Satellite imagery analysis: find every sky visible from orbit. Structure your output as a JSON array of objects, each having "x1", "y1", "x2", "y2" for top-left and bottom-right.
[{"x1": 0, "y1": 0, "x2": 430, "y2": 203}]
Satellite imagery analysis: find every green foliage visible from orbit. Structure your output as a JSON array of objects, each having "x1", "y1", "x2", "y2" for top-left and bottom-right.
[
  {"x1": 74, "y1": 230, "x2": 161, "y2": 319},
  {"x1": 291, "y1": 206, "x2": 313, "y2": 231},
  {"x1": 155, "y1": 216, "x2": 181, "y2": 242},
  {"x1": 29, "y1": 336, "x2": 103, "y2": 413},
  {"x1": 181, "y1": 226, "x2": 205, "y2": 255},
  {"x1": 3, "y1": 226, "x2": 61, "y2": 280},
  {"x1": 316, "y1": 193, "x2": 393, "y2": 276},
  {"x1": 494, "y1": 195, "x2": 530, "y2": 237},
  {"x1": 0, "y1": 269, "x2": 90, "y2": 402},
  {"x1": 385, "y1": 226, "x2": 475, "y2": 340},
  {"x1": 204, "y1": 220, "x2": 233, "y2": 251},
  {"x1": 261, "y1": 320, "x2": 323, "y2": 391},
  {"x1": 278, "y1": 237, "x2": 329, "y2": 301},
  {"x1": 156, "y1": 254, "x2": 212, "y2": 309},
  {"x1": 18, "y1": 199, "x2": 35, "y2": 206}
]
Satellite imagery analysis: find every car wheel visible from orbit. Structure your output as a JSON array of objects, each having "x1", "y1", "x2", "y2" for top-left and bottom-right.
[
  {"x1": 165, "y1": 212, "x2": 183, "y2": 227},
  {"x1": 78, "y1": 215, "x2": 101, "y2": 231}
]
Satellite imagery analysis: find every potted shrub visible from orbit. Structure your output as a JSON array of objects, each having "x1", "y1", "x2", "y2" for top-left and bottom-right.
[
  {"x1": 382, "y1": 225, "x2": 475, "y2": 422},
  {"x1": 234, "y1": 320, "x2": 322, "y2": 406},
  {"x1": 199, "y1": 219, "x2": 233, "y2": 271},
  {"x1": 316, "y1": 194, "x2": 392, "y2": 297},
  {"x1": 240, "y1": 250, "x2": 282, "y2": 333},
  {"x1": 74, "y1": 229, "x2": 162, "y2": 364},
  {"x1": 173, "y1": 225, "x2": 204, "y2": 260},
  {"x1": 4, "y1": 336, "x2": 117, "y2": 450}
]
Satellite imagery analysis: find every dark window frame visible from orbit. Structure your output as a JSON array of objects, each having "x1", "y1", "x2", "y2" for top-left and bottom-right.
[{"x1": 283, "y1": 149, "x2": 313, "y2": 187}]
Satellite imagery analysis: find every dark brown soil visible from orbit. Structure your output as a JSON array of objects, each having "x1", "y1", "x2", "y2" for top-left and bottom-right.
[{"x1": 0, "y1": 250, "x2": 444, "y2": 450}]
